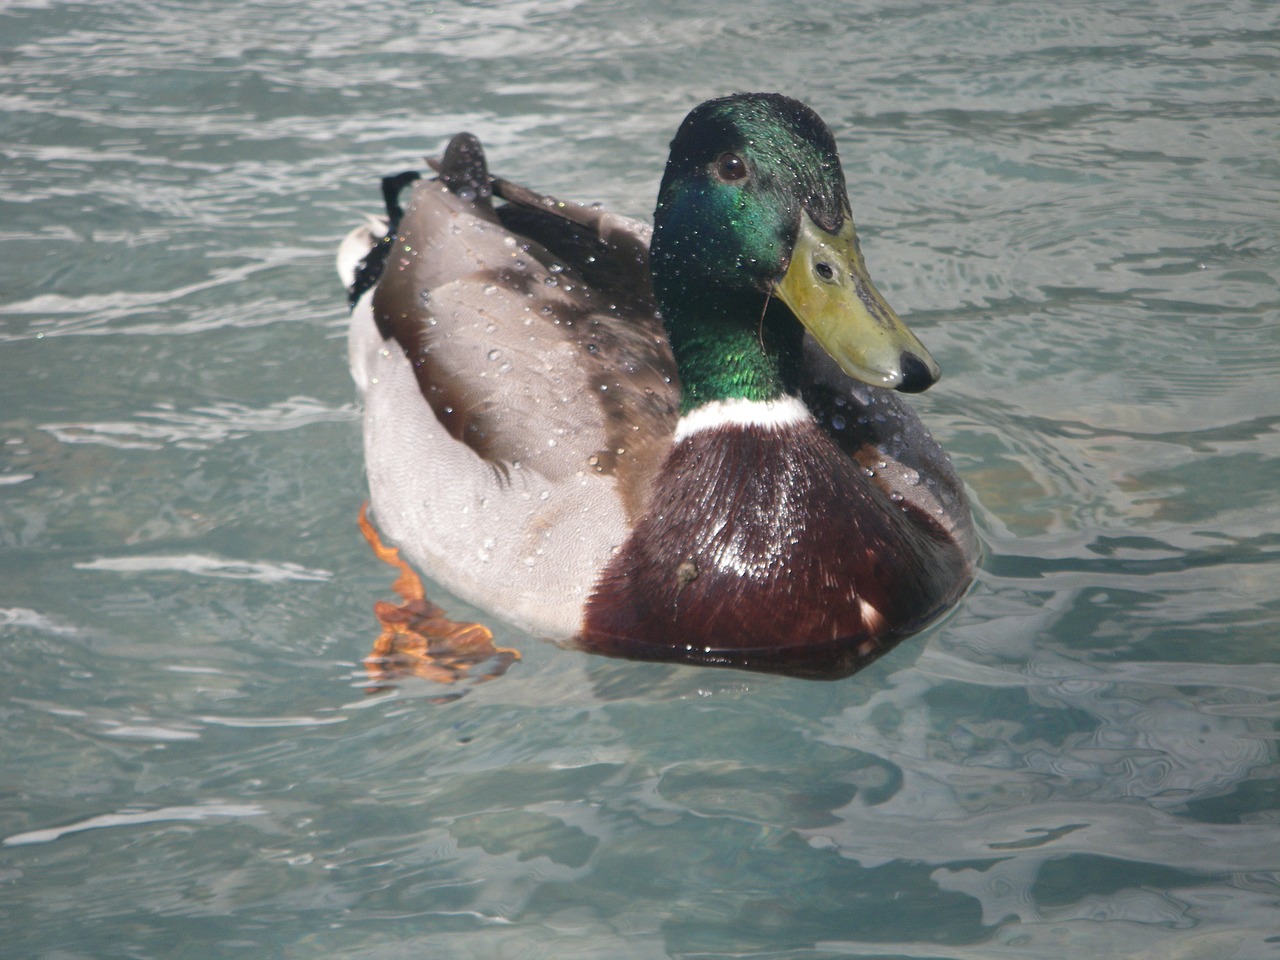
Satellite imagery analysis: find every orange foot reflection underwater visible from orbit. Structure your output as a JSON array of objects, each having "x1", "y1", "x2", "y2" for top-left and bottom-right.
[{"x1": 358, "y1": 503, "x2": 520, "y2": 689}]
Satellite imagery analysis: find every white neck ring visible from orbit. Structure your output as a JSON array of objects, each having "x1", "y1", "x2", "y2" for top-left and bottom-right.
[{"x1": 673, "y1": 395, "x2": 811, "y2": 443}]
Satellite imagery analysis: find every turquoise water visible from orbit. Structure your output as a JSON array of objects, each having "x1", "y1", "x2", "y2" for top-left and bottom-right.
[{"x1": 3, "y1": 0, "x2": 1279, "y2": 956}]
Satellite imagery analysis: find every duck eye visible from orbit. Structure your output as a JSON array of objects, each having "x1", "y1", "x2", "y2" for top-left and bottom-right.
[
  {"x1": 715, "y1": 152, "x2": 748, "y2": 182},
  {"x1": 814, "y1": 261, "x2": 836, "y2": 282}
]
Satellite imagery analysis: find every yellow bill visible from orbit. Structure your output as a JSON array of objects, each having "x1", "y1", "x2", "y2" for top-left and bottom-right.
[{"x1": 774, "y1": 213, "x2": 940, "y2": 392}]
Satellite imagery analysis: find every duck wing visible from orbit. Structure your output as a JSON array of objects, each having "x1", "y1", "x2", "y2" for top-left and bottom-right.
[{"x1": 368, "y1": 134, "x2": 679, "y2": 523}]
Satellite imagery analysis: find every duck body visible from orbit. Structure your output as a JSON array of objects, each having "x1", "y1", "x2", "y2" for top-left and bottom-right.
[{"x1": 341, "y1": 94, "x2": 977, "y2": 679}]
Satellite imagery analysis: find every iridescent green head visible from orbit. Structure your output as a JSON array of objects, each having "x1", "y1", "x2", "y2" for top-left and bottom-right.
[{"x1": 650, "y1": 93, "x2": 939, "y2": 410}]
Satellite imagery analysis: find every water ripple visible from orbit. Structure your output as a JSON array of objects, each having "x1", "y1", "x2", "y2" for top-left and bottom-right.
[
  {"x1": 75, "y1": 553, "x2": 332, "y2": 582},
  {"x1": 4, "y1": 802, "x2": 267, "y2": 847}
]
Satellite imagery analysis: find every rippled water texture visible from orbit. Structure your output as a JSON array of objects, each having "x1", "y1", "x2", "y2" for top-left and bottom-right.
[{"x1": 3, "y1": 1, "x2": 1279, "y2": 957}]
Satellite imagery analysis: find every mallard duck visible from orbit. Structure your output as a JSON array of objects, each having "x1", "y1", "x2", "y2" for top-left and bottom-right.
[{"x1": 338, "y1": 93, "x2": 977, "y2": 680}]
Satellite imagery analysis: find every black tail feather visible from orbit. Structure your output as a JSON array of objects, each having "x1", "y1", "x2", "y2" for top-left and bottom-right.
[{"x1": 347, "y1": 169, "x2": 420, "y2": 309}]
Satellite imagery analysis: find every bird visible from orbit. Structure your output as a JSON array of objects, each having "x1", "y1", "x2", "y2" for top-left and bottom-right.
[{"x1": 337, "y1": 92, "x2": 977, "y2": 680}]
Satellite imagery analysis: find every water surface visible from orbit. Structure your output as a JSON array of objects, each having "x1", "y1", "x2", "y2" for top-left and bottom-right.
[{"x1": 2, "y1": 1, "x2": 1279, "y2": 957}]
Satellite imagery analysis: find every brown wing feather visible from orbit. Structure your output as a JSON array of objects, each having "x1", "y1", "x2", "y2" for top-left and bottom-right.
[{"x1": 370, "y1": 140, "x2": 679, "y2": 522}]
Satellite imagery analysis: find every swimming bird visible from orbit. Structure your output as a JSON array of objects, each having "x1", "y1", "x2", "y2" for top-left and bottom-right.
[{"x1": 338, "y1": 93, "x2": 977, "y2": 679}]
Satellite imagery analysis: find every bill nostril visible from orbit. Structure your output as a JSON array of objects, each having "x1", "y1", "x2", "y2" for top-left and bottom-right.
[{"x1": 896, "y1": 352, "x2": 937, "y2": 393}]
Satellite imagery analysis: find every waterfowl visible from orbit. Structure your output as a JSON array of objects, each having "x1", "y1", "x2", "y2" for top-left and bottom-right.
[{"x1": 339, "y1": 93, "x2": 977, "y2": 680}]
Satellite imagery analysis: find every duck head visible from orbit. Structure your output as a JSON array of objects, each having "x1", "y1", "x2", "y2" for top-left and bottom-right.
[{"x1": 650, "y1": 93, "x2": 939, "y2": 402}]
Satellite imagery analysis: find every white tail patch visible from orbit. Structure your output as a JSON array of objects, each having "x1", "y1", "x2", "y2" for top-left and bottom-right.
[
  {"x1": 336, "y1": 217, "x2": 388, "y2": 292},
  {"x1": 673, "y1": 395, "x2": 811, "y2": 442}
]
